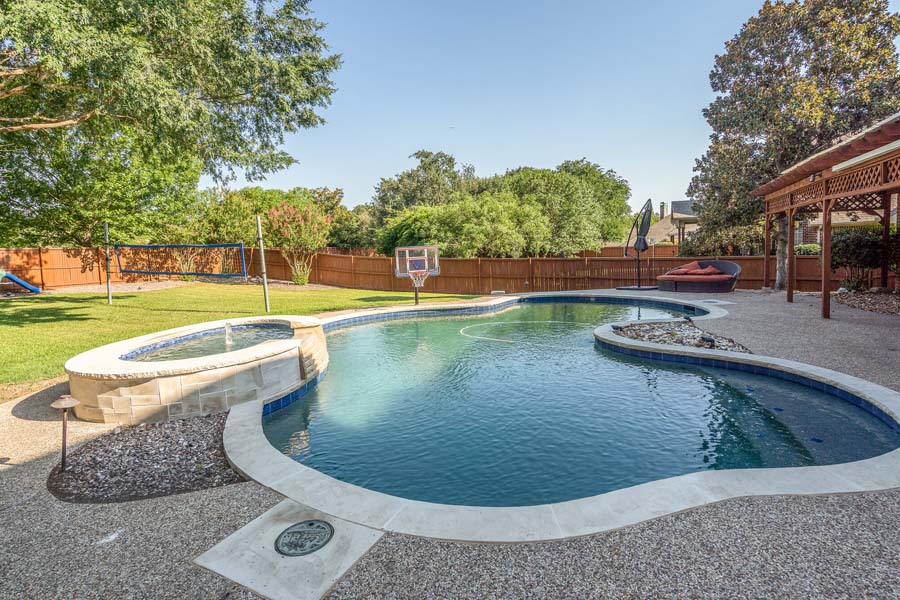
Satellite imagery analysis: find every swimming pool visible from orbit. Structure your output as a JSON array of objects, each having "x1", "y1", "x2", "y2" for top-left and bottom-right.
[{"x1": 262, "y1": 300, "x2": 900, "y2": 507}]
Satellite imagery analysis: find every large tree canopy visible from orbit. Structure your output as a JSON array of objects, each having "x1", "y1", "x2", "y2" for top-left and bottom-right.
[
  {"x1": 372, "y1": 152, "x2": 631, "y2": 258},
  {"x1": 0, "y1": 126, "x2": 201, "y2": 246},
  {"x1": 688, "y1": 0, "x2": 900, "y2": 230},
  {"x1": 0, "y1": 0, "x2": 341, "y2": 180}
]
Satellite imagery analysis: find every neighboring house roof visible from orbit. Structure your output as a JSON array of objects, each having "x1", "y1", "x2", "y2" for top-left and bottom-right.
[{"x1": 647, "y1": 213, "x2": 699, "y2": 243}]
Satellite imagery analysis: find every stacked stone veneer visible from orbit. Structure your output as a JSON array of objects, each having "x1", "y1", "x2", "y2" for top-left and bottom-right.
[{"x1": 68, "y1": 320, "x2": 328, "y2": 425}]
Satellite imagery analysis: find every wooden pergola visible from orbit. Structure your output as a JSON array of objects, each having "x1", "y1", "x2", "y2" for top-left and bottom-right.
[{"x1": 753, "y1": 112, "x2": 900, "y2": 319}]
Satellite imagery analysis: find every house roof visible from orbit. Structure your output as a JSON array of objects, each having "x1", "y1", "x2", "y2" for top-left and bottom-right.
[{"x1": 752, "y1": 110, "x2": 900, "y2": 197}]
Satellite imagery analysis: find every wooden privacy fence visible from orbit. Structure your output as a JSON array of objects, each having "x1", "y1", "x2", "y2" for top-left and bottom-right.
[{"x1": 2, "y1": 247, "x2": 895, "y2": 293}]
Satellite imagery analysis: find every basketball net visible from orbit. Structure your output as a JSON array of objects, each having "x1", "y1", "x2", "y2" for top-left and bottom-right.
[{"x1": 409, "y1": 270, "x2": 429, "y2": 288}]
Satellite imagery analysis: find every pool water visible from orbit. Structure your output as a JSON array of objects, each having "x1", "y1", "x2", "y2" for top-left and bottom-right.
[
  {"x1": 263, "y1": 302, "x2": 900, "y2": 507},
  {"x1": 126, "y1": 324, "x2": 294, "y2": 362}
]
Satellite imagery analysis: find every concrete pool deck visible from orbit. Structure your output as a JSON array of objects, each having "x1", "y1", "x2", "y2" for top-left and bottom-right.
[{"x1": 2, "y1": 289, "x2": 899, "y2": 598}]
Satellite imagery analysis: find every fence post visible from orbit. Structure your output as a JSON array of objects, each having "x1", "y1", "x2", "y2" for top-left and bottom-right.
[
  {"x1": 528, "y1": 258, "x2": 534, "y2": 292},
  {"x1": 477, "y1": 258, "x2": 483, "y2": 293},
  {"x1": 38, "y1": 247, "x2": 46, "y2": 290},
  {"x1": 350, "y1": 255, "x2": 355, "y2": 289}
]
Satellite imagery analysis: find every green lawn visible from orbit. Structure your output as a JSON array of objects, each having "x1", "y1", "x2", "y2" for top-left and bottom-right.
[{"x1": 0, "y1": 283, "x2": 475, "y2": 388}]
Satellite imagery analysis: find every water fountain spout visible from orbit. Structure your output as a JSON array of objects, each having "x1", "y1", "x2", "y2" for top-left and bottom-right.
[{"x1": 224, "y1": 322, "x2": 234, "y2": 347}]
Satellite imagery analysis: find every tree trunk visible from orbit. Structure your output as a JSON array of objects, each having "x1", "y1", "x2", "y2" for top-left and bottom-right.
[{"x1": 774, "y1": 215, "x2": 787, "y2": 290}]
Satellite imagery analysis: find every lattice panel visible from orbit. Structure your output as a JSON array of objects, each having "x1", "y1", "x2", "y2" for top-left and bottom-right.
[
  {"x1": 833, "y1": 192, "x2": 884, "y2": 212},
  {"x1": 767, "y1": 194, "x2": 791, "y2": 213},
  {"x1": 886, "y1": 157, "x2": 900, "y2": 183},
  {"x1": 828, "y1": 165, "x2": 881, "y2": 195},
  {"x1": 792, "y1": 180, "x2": 825, "y2": 205}
]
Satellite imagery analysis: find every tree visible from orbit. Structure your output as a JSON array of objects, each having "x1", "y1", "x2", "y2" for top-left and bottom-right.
[
  {"x1": 376, "y1": 192, "x2": 550, "y2": 258},
  {"x1": 500, "y1": 165, "x2": 630, "y2": 255},
  {"x1": 0, "y1": 126, "x2": 201, "y2": 247},
  {"x1": 265, "y1": 202, "x2": 331, "y2": 284},
  {"x1": 202, "y1": 186, "x2": 313, "y2": 244},
  {"x1": 0, "y1": 0, "x2": 341, "y2": 180},
  {"x1": 372, "y1": 150, "x2": 476, "y2": 224},
  {"x1": 688, "y1": 0, "x2": 900, "y2": 282},
  {"x1": 329, "y1": 204, "x2": 377, "y2": 249}
]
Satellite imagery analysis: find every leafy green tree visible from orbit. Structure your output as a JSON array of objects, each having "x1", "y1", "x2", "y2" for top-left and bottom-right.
[
  {"x1": 377, "y1": 192, "x2": 550, "y2": 258},
  {"x1": 688, "y1": 0, "x2": 900, "y2": 278},
  {"x1": 329, "y1": 204, "x2": 378, "y2": 249},
  {"x1": 500, "y1": 165, "x2": 629, "y2": 255},
  {"x1": 265, "y1": 202, "x2": 331, "y2": 284},
  {"x1": 0, "y1": 127, "x2": 201, "y2": 247},
  {"x1": 372, "y1": 150, "x2": 476, "y2": 224},
  {"x1": 0, "y1": 0, "x2": 341, "y2": 180},
  {"x1": 202, "y1": 186, "x2": 313, "y2": 244}
]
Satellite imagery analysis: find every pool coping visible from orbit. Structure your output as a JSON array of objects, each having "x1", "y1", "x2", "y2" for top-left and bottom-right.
[{"x1": 224, "y1": 290, "x2": 900, "y2": 543}]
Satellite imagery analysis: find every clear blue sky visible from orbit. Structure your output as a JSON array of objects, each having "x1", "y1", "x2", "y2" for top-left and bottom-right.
[{"x1": 202, "y1": 1, "x2": 889, "y2": 212}]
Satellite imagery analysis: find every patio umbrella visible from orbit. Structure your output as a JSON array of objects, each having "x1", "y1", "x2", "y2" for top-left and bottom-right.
[{"x1": 616, "y1": 198, "x2": 658, "y2": 291}]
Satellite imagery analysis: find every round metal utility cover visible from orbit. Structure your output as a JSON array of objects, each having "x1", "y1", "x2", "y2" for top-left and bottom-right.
[{"x1": 274, "y1": 520, "x2": 334, "y2": 556}]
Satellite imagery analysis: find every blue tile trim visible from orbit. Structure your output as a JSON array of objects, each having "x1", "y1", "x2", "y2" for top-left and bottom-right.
[
  {"x1": 597, "y1": 340, "x2": 900, "y2": 433},
  {"x1": 262, "y1": 368, "x2": 329, "y2": 416}
]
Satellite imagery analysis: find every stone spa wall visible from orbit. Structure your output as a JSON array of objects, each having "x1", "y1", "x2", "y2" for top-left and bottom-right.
[{"x1": 65, "y1": 316, "x2": 329, "y2": 425}]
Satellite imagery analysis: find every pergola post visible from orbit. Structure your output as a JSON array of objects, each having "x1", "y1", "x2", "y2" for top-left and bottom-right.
[
  {"x1": 821, "y1": 199, "x2": 833, "y2": 319},
  {"x1": 763, "y1": 215, "x2": 771, "y2": 288},
  {"x1": 882, "y1": 192, "x2": 892, "y2": 289},
  {"x1": 786, "y1": 208, "x2": 795, "y2": 303}
]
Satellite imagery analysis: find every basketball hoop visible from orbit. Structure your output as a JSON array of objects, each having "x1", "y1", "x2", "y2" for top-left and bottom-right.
[
  {"x1": 409, "y1": 270, "x2": 429, "y2": 289},
  {"x1": 394, "y1": 246, "x2": 440, "y2": 305}
]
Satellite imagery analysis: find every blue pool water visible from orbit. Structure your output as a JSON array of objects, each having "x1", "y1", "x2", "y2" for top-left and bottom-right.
[
  {"x1": 126, "y1": 324, "x2": 294, "y2": 362},
  {"x1": 263, "y1": 302, "x2": 900, "y2": 507}
]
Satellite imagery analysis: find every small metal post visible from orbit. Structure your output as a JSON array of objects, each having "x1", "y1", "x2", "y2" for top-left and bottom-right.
[
  {"x1": 104, "y1": 222, "x2": 112, "y2": 305},
  {"x1": 51, "y1": 395, "x2": 80, "y2": 472},
  {"x1": 256, "y1": 215, "x2": 271, "y2": 313}
]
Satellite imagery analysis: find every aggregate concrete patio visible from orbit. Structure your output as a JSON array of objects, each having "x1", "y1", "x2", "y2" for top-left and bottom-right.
[{"x1": 1, "y1": 289, "x2": 899, "y2": 599}]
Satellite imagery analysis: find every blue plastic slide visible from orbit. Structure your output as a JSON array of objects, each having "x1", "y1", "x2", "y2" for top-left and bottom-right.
[{"x1": 0, "y1": 269, "x2": 40, "y2": 293}]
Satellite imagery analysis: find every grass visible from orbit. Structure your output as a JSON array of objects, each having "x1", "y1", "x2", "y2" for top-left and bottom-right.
[{"x1": 0, "y1": 283, "x2": 475, "y2": 390}]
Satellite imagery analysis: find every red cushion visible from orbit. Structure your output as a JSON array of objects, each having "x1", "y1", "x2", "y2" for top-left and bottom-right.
[
  {"x1": 678, "y1": 261, "x2": 701, "y2": 272},
  {"x1": 687, "y1": 265, "x2": 723, "y2": 276},
  {"x1": 657, "y1": 274, "x2": 733, "y2": 282}
]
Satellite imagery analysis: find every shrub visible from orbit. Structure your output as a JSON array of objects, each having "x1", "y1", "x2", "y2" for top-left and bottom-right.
[
  {"x1": 795, "y1": 243, "x2": 821, "y2": 256},
  {"x1": 830, "y1": 226, "x2": 884, "y2": 290},
  {"x1": 265, "y1": 203, "x2": 331, "y2": 285}
]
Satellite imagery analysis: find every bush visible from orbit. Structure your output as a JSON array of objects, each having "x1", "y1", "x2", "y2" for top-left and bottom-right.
[
  {"x1": 830, "y1": 226, "x2": 884, "y2": 290},
  {"x1": 265, "y1": 203, "x2": 332, "y2": 285},
  {"x1": 795, "y1": 243, "x2": 821, "y2": 256},
  {"x1": 678, "y1": 224, "x2": 763, "y2": 256}
]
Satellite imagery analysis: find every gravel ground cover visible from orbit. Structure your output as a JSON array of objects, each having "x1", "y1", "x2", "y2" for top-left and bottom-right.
[
  {"x1": 46, "y1": 413, "x2": 242, "y2": 503},
  {"x1": 618, "y1": 320, "x2": 750, "y2": 353},
  {"x1": 834, "y1": 289, "x2": 900, "y2": 316}
]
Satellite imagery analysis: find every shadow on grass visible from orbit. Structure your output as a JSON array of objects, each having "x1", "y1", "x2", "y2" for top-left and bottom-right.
[
  {"x1": 10, "y1": 380, "x2": 70, "y2": 422},
  {"x1": 0, "y1": 294, "x2": 138, "y2": 327}
]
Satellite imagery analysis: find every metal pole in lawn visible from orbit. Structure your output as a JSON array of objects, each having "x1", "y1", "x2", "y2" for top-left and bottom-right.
[
  {"x1": 256, "y1": 215, "x2": 271, "y2": 313},
  {"x1": 104, "y1": 222, "x2": 112, "y2": 305}
]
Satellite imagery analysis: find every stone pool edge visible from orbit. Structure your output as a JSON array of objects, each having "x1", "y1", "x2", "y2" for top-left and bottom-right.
[{"x1": 224, "y1": 291, "x2": 900, "y2": 543}]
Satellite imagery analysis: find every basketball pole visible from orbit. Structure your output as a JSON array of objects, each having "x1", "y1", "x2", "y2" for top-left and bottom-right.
[
  {"x1": 414, "y1": 285, "x2": 419, "y2": 306},
  {"x1": 256, "y1": 215, "x2": 271, "y2": 313},
  {"x1": 104, "y1": 222, "x2": 112, "y2": 305}
]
